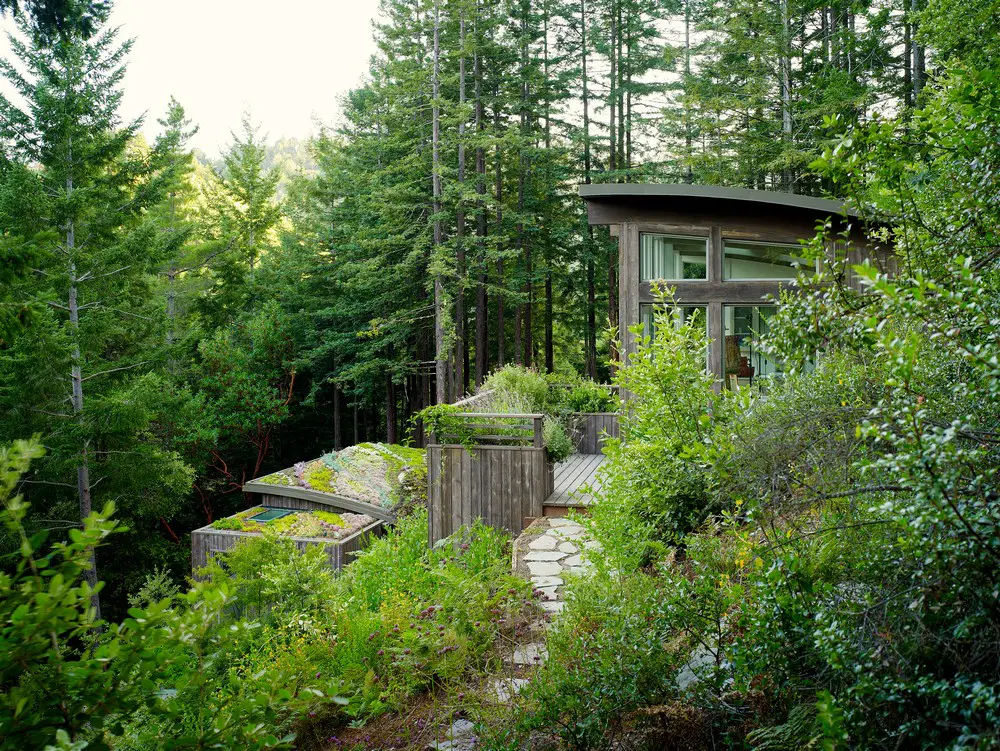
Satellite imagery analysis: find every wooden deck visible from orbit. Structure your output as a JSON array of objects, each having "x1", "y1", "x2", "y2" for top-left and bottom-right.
[{"x1": 545, "y1": 453, "x2": 605, "y2": 508}]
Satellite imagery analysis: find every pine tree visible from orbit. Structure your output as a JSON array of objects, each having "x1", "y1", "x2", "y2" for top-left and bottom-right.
[
  {"x1": 198, "y1": 113, "x2": 283, "y2": 323},
  {"x1": 0, "y1": 14, "x2": 192, "y2": 617}
]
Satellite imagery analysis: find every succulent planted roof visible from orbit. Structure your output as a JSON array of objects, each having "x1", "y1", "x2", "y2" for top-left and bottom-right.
[
  {"x1": 209, "y1": 507, "x2": 375, "y2": 540},
  {"x1": 254, "y1": 443, "x2": 427, "y2": 513}
]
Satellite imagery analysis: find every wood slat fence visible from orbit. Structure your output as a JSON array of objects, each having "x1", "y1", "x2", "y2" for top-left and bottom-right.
[
  {"x1": 567, "y1": 413, "x2": 620, "y2": 454},
  {"x1": 427, "y1": 412, "x2": 552, "y2": 542},
  {"x1": 191, "y1": 519, "x2": 383, "y2": 574}
]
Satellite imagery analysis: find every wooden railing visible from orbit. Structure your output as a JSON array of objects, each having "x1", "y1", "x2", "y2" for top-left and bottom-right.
[
  {"x1": 567, "y1": 412, "x2": 620, "y2": 454},
  {"x1": 431, "y1": 412, "x2": 544, "y2": 449},
  {"x1": 428, "y1": 410, "x2": 550, "y2": 543}
]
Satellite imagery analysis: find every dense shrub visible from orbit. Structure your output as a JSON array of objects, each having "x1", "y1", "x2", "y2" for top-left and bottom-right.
[
  {"x1": 542, "y1": 415, "x2": 575, "y2": 462},
  {"x1": 586, "y1": 290, "x2": 742, "y2": 570},
  {"x1": 482, "y1": 365, "x2": 552, "y2": 414},
  {"x1": 562, "y1": 381, "x2": 617, "y2": 413},
  {"x1": 211, "y1": 510, "x2": 533, "y2": 736},
  {"x1": 501, "y1": 570, "x2": 687, "y2": 750},
  {"x1": 0, "y1": 439, "x2": 334, "y2": 751}
]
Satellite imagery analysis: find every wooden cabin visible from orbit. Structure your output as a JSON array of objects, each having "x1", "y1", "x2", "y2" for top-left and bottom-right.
[{"x1": 579, "y1": 184, "x2": 881, "y2": 387}]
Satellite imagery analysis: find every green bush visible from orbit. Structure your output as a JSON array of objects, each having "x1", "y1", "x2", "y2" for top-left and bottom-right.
[
  {"x1": 542, "y1": 416, "x2": 574, "y2": 462},
  {"x1": 495, "y1": 569, "x2": 691, "y2": 750},
  {"x1": 587, "y1": 288, "x2": 743, "y2": 570},
  {"x1": 563, "y1": 381, "x2": 617, "y2": 413},
  {"x1": 482, "y1": 365, "x2": 551, "y2": 413}
]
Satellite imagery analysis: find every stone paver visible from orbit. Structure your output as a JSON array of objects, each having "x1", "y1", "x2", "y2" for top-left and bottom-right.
[
  {"x1": 523, "y1": 550, "x2": 567, "y2": 561},
  {"x1": 491, "y1": 677, "x2": 530, "y2": 703},
  {"x1": 511, "y1": 642, "x2": 548, "y2": 665},
  {"x1": 558, "y1": 541, "x2": 579, "y2": 554},
  {"x1": 547, "y1": 517, "x2": 579, "y2": 528},
  {"x1": 528, "y1": 535, "x2": 557, "y2": 550},
  {"x1": 428, "y1": 719, "x2": 477, "y2": 751},
  {"x1": 535, "y1": 585, "x2": 559, "y2": 600},
  {"x1": 526, "y1": 560, "x2": 562, "y2": 577},
  {"x1": 530, "y1": 575, "x2": 563, "y2": 588}
]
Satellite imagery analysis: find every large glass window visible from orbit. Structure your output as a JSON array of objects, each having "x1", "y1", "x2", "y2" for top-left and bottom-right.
[
  {"x1": 723, "y1": 305, "x2": 782, "y2": 387},
  {"x1": 640, "y1": 234, "x2": 708, "y2": 282},
  {"x1": 723, "y1": 240, "x2": 810, "y2": 280}
]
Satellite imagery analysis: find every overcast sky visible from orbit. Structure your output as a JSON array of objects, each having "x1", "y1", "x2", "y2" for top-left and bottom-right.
[{"x1": 2, "y1": 0, "x2": 382, "y2": 154}]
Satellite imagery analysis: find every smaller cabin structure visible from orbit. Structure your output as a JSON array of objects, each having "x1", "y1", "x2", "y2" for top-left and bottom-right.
[{"x1": 191, "y1": 506, "x2": 383, "y2": 573}]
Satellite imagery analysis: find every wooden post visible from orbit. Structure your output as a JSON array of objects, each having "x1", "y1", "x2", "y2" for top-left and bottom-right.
[{"x1": 532, "y1": 415, "x2": 544, "y2": 448}]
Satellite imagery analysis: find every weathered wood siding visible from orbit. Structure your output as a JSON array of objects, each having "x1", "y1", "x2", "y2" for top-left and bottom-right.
[
  {"x1": 242, "y1": 481, "x2": 396, "y2": 523},
  {"x1": 427, "y1": 444, "x2": 552, "y2": 543},
  {"x1": 190, "y1": 520, "x2": 383, "y2": 575},
  {"x1": 568, "y1": 413, "x2": 620, "y2": 455}
]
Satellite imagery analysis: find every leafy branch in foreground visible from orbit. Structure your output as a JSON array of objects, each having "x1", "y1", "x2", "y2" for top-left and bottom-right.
[{"x1": 0, "y1": 437, "x2": 341, "y2": 751}]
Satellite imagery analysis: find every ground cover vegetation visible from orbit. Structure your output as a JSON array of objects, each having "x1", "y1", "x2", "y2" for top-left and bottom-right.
[
  {"x1": 1, "y1": 0, "x2": 998, "y2": 748},
  {"x1": 1, "y1": 438, "x2": 536, "y2": 749}
]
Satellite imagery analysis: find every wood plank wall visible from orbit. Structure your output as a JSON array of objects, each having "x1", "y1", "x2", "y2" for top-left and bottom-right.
[
  {"x1": 191, "y1": 521, "x2": 383, "y2": 574},
  {"x1": 427, "y1": 444, "x2": 551, "y2": 543},
  {"x1": 568, "y1": 413, "x2": 620, "y2": 455}
]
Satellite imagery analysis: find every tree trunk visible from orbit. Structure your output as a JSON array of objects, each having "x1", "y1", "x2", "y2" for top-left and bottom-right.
[
  {"x1": 494, "y1": 116, "x2": 505, "y2": 368},
  {"x1": 165, "y1": 191, "x2": 178, "y2": 374},
  {"x1": 454, "y1": 8, "x2": 467, "y2": 397},
  {"x1": 618, "y1": 1, "x2": 627, "y2": 178},
  {"x1": 684, "y1": 0, "x2": 693, "y2": 183},
  {"x1": 609, "y1": 0, "x2": 617, "y2": 176},
  {"x1": 333, "y1": 382, "x2": 342, "y2": 450},
  {"x1": 385, "y1": 373, "x2": 397, "y2": 444},
  {"x1": 586, "y1": 257, "x2": 597, "y2": 379},
  {"x1": 581, "y1": 0, "x2": 598, "y2": 378},
  {"x1": 432, "y1": 1, "x2": 447, "y2": 404},
  {"x1": 903, "y1": 14, "x2": 913, "y2": 107},
  {"x1": 67, "y1": 207, "x2": 100, "y2": 619},
  {"x1": 911, "y1": 0, "x2": 925, "y2": 100},
  {"x1": 780, "y1": 0, "x2": 793, "y2": 192},
  {"x1": 474, "y1": 7, "x2": 489, "y2": 386}
]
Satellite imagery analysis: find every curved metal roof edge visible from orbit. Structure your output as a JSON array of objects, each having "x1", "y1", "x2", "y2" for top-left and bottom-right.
[{"x1": 578, "y1": 183, "x2": 857, "y2": 217}]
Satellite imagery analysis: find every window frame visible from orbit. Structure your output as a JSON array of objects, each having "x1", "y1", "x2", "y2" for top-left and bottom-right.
[
  {"x1": 638, "y1": 232, "x2": 710, "y2": 283},
  {"x1": 721, "y1": 238, "x2": 815, "y2": 282}
]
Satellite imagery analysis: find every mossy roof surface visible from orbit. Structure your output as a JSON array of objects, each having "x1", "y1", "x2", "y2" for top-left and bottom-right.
[{"x1": 254, "y1": 443, "x2": 427, "y2": 512}]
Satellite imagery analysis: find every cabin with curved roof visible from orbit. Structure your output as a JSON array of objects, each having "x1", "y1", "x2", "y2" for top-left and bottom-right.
[{"x1": 579, "y1": 184, "x2": 884, "y2": 388}]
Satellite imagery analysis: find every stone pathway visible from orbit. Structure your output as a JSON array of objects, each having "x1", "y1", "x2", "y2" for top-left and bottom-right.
[
  {"x1": 428, "y1": 517, "x2": 598, "y2": 750},
  {"x1": 516, "y1": 516, "x2": 595, "y2": 615},
  {"x1": 507, "y1": 516, "x2": 597, "y2": 661}
]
